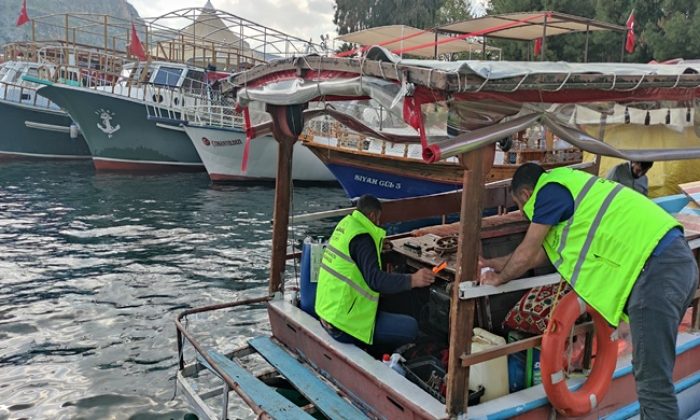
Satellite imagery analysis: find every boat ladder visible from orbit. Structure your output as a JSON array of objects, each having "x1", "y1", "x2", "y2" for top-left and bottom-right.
[{"x1": 179, "y1": 336, "x2": 369, "y2": 420}]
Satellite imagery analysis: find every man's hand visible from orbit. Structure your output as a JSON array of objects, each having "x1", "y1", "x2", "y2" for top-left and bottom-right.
[
  {"x1": 479, "y1": 268, "x2": 506, "y2": 286},
  {"x1": 480, "y1": 256, "x2": 504, "y2": 272},
  {"x1": 410, "y1": 268, "x2": 435, "y2": 288}
]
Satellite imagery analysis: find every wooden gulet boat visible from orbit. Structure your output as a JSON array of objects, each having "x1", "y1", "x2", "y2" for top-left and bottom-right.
[
  {"x1": 175, "y1": 47, "x2": 700, "y2": 419},
  {"x1": 302, "y1": 132, "x2": 582, "y2": 200}
]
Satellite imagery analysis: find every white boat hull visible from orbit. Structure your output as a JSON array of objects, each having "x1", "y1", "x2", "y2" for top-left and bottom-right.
[{"x1": 184, "y1": 125, "x2": 335, "y2": 182}]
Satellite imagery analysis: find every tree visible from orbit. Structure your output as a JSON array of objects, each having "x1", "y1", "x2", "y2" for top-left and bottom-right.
[
  {"x1": 642, "y1": 0, "x2": 700, "y2": 61},
  {"x1": 333, "y1": 0, "x2": 447, "y2": 35},
  {"x1": 489, "y1": 0, "x2": 700, "y2": 62},
  {"x1": 437, "y1": 0, "x2": 472, "y2": 25}
]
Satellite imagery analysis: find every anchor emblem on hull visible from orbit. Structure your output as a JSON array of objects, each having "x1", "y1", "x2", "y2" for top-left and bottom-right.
[{"x1": 95, "y1": 109, "x2": 121, "y2": 138}]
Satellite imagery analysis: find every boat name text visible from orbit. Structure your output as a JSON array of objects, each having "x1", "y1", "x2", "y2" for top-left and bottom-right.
[
  {"x1": 353, "y1": 174, "x2": 401, "y2": 189},
  {"x1": 201, "y1": 137, "x2": 243, "y2": 147}
]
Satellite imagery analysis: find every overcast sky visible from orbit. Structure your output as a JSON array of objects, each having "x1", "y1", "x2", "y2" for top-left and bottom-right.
[
  {"x1": 129, "y1": 0, "x2": 489, "y2": 46},
  {"x1": 130, "y1": 0, "x2": 337, "y2": 45}
]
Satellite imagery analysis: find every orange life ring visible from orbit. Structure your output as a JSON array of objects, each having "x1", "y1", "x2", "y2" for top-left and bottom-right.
[{"x1": 541, "y1": 292, "x2": 618, "y2": 417}]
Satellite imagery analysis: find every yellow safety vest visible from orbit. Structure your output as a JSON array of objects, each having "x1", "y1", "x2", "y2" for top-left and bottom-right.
[
  {"x1": 523, "y1": 168, "x2": 681, "y2": 326},
  {"x1": 315, "y1": 210, "x2": 385, "y2": 344}
]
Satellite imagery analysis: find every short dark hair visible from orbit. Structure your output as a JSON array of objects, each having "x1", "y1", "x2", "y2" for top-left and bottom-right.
[
  {"x1": 357, "y1": 194, "x2": 382, "y2": 216},
  {"x1": 512, "y1": 163, "x2": 545, "y2": 194},
  {"x1": 634, "y1": 161, "x2": 654, "y2": 171}
]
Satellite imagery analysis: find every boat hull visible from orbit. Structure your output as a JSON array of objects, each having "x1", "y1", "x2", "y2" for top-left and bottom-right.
[
  {"x1": 184, "y1": 125, "x2": 336, "y2": 182},
  {"x1": 0, "y1": 98, "x2": 90, "y2": 159},
  {"x1": 269, "y1": 300, "x2": 700, "y2": 420},
  {"x1": 306, "y1": 141, "x2": 575, "y2": 200},
  {"x1": 37, "y1": 84, "x2": 204, "y2": 172}
]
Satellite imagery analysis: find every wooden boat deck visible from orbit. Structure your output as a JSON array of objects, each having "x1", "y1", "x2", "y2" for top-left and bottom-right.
[
  {"x1": 249, "y1": 336, "x2": 368, "y2": 420},
  {"x1": 207, "y1": 349, "x2": 313, "y2": 419}
]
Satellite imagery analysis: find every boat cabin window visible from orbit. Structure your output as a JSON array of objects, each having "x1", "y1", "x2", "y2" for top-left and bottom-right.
[
  {"x1": 21, "y1": 67, "x2": 41, "y2": 88},
  {"x1": 183, "y1": 70, "x2": 206, "y2": 95},
  {"x1": 152, "y1": 67, "x2": 184, "y2": 88},
  {"x1": 58, "y1": 69, "x2": 80, "y2": 86}
]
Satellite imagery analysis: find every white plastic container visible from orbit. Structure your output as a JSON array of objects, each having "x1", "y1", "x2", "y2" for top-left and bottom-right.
[
  {"x1": 382, "y1": 353, "x2": 406, "y2": 376},
  {"x1": 469, "y1": 328, "x2": 509, "y2": 402}
]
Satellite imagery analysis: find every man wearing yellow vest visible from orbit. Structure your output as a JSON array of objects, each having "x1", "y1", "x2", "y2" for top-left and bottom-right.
[
  {"x1": 481, "y1": 163, "x2": 698, "y2": 420},
  {"x1": 315, "y1": 194, "x2": 435, "y2": 348}
]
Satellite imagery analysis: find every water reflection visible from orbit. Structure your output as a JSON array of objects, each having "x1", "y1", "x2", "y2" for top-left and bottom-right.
[{"x1": 0, "y1": 161, "x2": 348, "y2": 418}]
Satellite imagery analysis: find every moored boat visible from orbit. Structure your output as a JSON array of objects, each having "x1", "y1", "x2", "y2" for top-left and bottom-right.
[
  {"x1": 31, "y1": 5, "x2": 325, "y2": 172},
  {"x1": 36, "y1": 61, "x2": 210, "y2": 172},
  {"x1": 303, "y1": 121, "x2": 582, "y2": 199},
  {"x1": 183, "y1": 105, "x2": 335, "y2": 182},
  {"x1": 0, "y1": 61, "x2": 90, "y2": 160},
  {"x1": 175, "y1": 42, "x2": 700, "y2": 419}
]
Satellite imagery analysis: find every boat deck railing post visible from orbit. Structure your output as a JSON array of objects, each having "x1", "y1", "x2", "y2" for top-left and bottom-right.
[{"x1": 445, "y1": 147, "x2": 488, "y2": 416}]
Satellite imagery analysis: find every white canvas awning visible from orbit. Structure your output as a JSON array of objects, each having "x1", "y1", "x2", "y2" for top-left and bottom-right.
[
  {"x1": 336, "y1": 25, "x2": 499, "y2": 58},
  {"x1": 438, "y1": 11, "x2": 626, "y2": 41}
]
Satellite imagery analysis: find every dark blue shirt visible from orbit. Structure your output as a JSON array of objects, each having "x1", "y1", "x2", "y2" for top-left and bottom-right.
[
  {"x1": 532, "y1": 183, "x2": 681, "y2": 256},
  {"x1": 349, "y1": 234, "x2": 411, "y2": 294}
]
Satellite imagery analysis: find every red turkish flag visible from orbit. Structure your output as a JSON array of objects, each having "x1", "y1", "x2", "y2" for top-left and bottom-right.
[
  {"x1": 534, "y1": 37, "x2": 543, "y2": 56},
  {"x1": 625, "y1": 10, "x2": 636, "y2": 54},
  {"x1": 128, "y1": 22, "x2": 147, "y2": 61},
  {"x1": 16, "y1": 0, "x2": 29, "y2": 26}
]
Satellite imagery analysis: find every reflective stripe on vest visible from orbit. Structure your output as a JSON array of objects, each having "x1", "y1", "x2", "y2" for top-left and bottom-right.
[
  {"x1": 318, "y1": 262, "x2": 379, "y2": 303},
  {"x1": 523, "y1": 168, "x2": 681, "y2": 326},
  {"x1": 553, "y1": 175, "x2": 598, "y2": 269},
  {"x1": 569, "y1": 184, "x2": 624, "y2": 287},
  {"x1": 315, "y1": 210, "x2": 385, "y2": 344}
]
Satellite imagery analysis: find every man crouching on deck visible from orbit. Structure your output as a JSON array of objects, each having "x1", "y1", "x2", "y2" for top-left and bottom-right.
[
  {"x1": 480, "y1": 163, "x2": 698, "y2": 420},
  {"x1": 315, "y1": 194, "x2": 435, "y2": 349}
]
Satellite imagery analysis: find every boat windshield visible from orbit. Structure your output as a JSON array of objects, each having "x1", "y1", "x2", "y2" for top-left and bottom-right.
[{"x1": 152, "y1": 67, "x2": 183, "y2": 88}]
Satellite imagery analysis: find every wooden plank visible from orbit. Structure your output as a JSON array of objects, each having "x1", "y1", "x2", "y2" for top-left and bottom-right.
[
  {"x1": 459, "y1": 322, "x2": 594, "y2": 367},
  {"x1": 680, "y1": 181, "x2": 700, "y2": 207},
  {"x1": 446, "y1": 150, "x2": 485, "y2": 416},
  {"x1": 463, "y1": 335, "x2": 542, "y2": 367},
  {"x1": 249, "y1": 336, "x2": 368, "y2": 420},
  {"x1": 677, "y1": 213, "x2": 700, "y2": 235},
  {"x1": 459, "y1": 272, "x2": 561, "y2": 299},
  {"x1": 268, "y1": 105, "x2": 297, "y2": 295},
  {"x1": 208, "y1": 350, "x2": 313, "y2": 420}
]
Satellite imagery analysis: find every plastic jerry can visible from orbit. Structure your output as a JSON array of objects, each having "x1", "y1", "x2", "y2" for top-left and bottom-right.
[
  {"x1": 299, "y1": 238, "x2": 325, "y2": 317},
  {"x1": 469, "y1": 328, "x2": 509, "y2": 402}
]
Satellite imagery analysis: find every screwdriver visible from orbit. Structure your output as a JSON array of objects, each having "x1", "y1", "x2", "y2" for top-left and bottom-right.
[{"x1": 432, "y1": 260, "x2": 448, "y2": 274}]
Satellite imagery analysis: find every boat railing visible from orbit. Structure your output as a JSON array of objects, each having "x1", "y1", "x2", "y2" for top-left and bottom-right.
[
  {"x1": 0, "y1": 80, "x2": 58, "y2": 111},
  {"x1": 181, "y1": 104, "x2": 273, "y2": 130},
  {"x1": 175, "y1": 295, "x2": 274, "y2": 419},
  {"x1": 304, "y1": 117, "x2": 585, "y2": 167},
  {"x1": 304, "y1": 117, "x2": 419, "y2": 158},
  {"x1": 183, "y1": 105, "x2": 244, "y2": 129}
]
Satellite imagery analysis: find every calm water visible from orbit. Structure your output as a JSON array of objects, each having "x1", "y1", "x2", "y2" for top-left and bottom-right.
[{"x1": 0, "y1": 161, "x2": 349, "y2": 419}]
